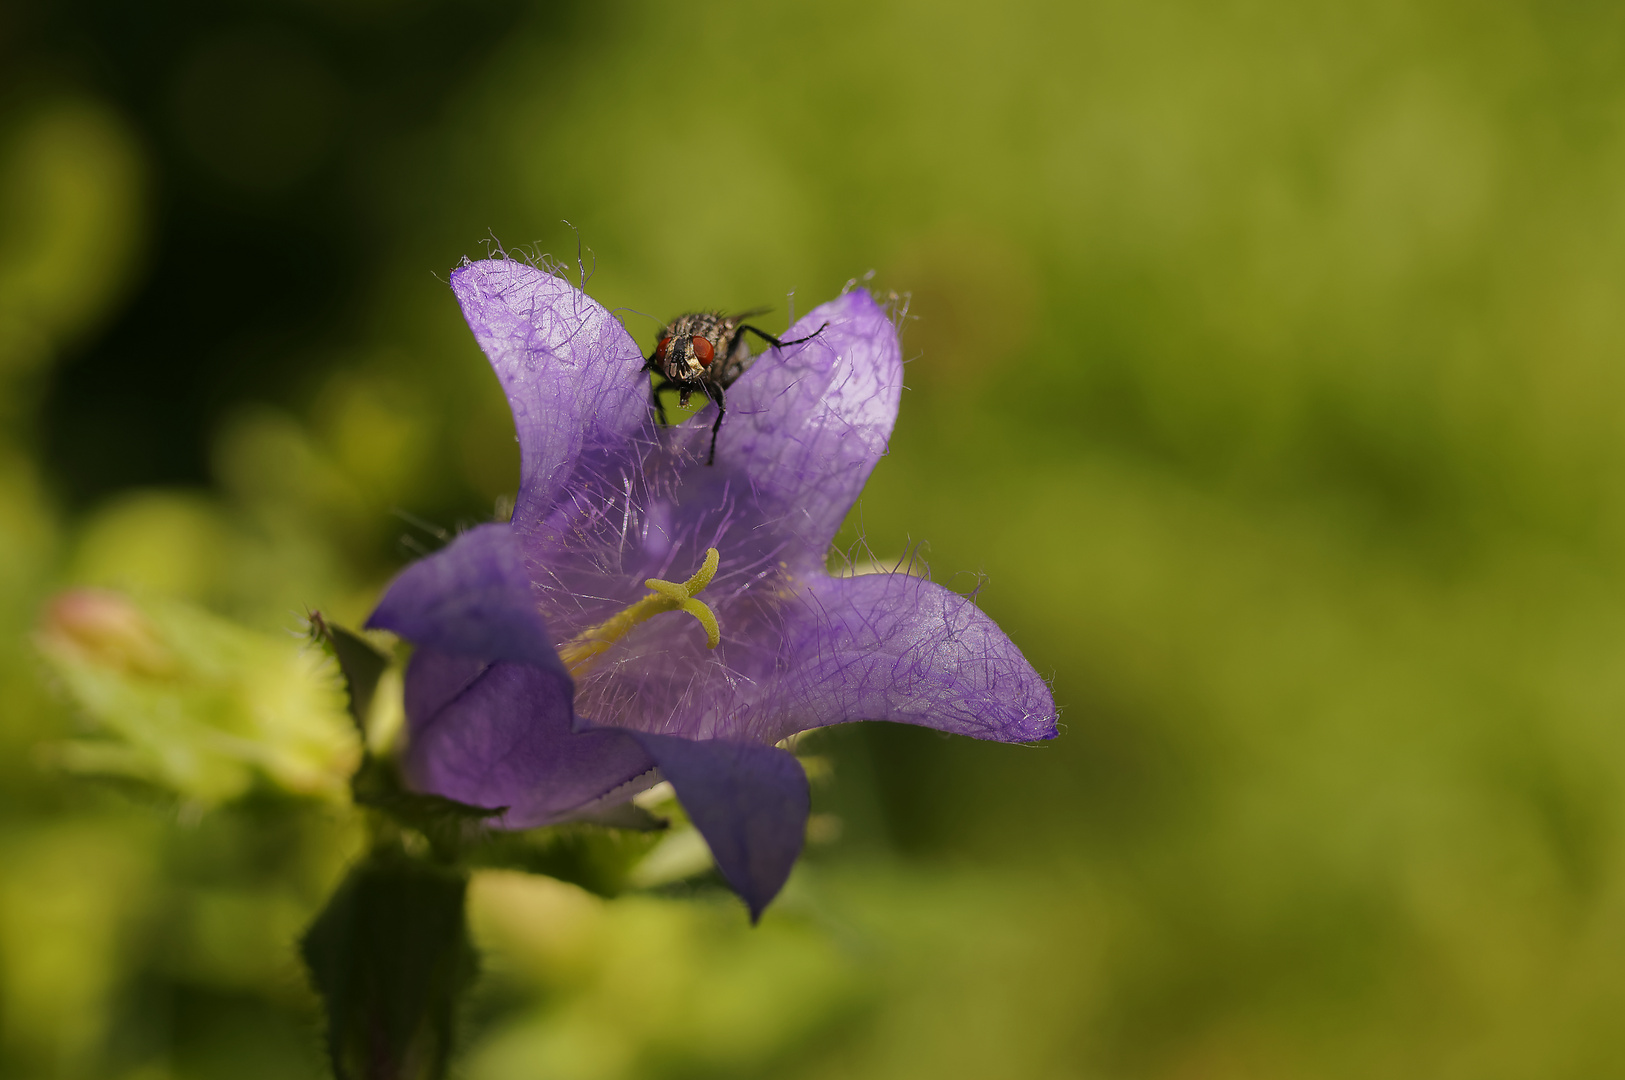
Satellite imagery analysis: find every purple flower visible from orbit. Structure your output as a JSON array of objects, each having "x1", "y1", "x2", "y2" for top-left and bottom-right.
[{"x1": 369, "y1": 259, "x2": 1057, "y2": 918}]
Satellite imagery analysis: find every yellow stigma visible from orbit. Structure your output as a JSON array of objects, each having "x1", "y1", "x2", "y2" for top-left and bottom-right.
[{"x1": 557, "y1": 548, "x2": 722, "y2": 677}]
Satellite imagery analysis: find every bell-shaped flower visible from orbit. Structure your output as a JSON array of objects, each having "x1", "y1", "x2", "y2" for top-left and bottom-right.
[{"x1": 369, "y1": 259, "x2": 1057, "y2": 919}]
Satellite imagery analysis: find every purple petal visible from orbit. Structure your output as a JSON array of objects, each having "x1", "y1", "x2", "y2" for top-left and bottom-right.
[
  {"x1": 369, "y1": 524, "x2": 655, "y2": 823},
  {"x1": 367, "y1": 523, "x2": 564, "y2": 675},
  {"x1": 627, "y1": 732, "x2": 808, "y2": 922},
  {"x1": 451, "y1": 259, "x2": 648, "y2": 523},
  {"x1": 769, "y1": 571, "x2": 1058, "y2": 744},
  {"x1": 404, "y1": 651, "x2": 654, "y2": 827},
  {"x1": 712, "y1": 290, "x2": 902, "y2": 560}
]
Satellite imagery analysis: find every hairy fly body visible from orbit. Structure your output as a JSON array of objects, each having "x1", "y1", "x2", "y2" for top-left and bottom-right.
[{"x1": 645, "y1": 311, "x2": 827, "y2": 466}]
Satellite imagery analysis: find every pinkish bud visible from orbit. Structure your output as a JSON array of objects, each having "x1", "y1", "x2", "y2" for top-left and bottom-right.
[{"x1": 38, "y1": 588, "x2": 174, "y2": 678}]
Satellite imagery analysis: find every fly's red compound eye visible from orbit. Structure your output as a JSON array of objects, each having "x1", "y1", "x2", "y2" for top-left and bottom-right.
[
  {"x1": 692, "y1": 335, "x2": 715, "y2": 365},
  {"x1": 654, "y1": 336, "x2": 672, "y2": 360}
]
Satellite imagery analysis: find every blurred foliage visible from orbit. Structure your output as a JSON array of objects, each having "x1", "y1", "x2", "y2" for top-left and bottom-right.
[
  {"x1": 0, "y1": 99, "x2": 144, "y2": 401},
  {"x1": 5, "y1": 0, "x2": 1625, "y2": 1077},
  {"x1": 36, "y1": 589, "x2": 360, "y2": 806}
]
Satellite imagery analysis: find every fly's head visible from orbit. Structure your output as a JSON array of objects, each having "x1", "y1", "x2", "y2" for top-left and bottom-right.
[{"x1": 650, "y1": 312, "x2": 737, "y2": 384}]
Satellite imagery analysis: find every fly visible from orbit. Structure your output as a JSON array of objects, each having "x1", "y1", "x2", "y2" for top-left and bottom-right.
[{"x1": 644, "y1": 310, "x2": 827, "y2": 465}]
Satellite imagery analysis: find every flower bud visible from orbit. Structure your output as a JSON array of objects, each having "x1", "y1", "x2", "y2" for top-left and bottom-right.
[{"x1": 38, "y1": 588, "x2": 175, "y2": 678}]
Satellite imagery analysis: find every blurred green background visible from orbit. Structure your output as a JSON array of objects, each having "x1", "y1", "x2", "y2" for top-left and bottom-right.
[{"x1": 7, "y1": 0, "x2": 1625, "y2": 1076}]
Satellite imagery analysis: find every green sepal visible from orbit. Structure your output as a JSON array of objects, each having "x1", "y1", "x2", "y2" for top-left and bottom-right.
[
  {"x1": 464, "y1": 820, "x2": 669, "y2": 897},
  {"x1": 308, "y1": 611, "x2": 388, "y2": 736},
  {"x1": 351, "y1": 755, "x2": 505, "y2": 861},
  {"x1": 565, "y1": 801, "x2": 668, "y2": 831},
  {"x1": 300, "y1": 852, "x2": 476, "y2": 1080},
  {"x1": 307, "y1": 612, "x2": 504, "y2": 857}
]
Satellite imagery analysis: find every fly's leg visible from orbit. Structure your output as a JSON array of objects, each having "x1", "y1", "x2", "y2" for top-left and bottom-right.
[
  {"x1": 646, "y1": 365, "x2": 671, "y2": 426},
  {"x1": 705, "y1": 382, "x2": 726, "y2": 467},
  {"x1": 711, "y1": 322, "x2": 832, "y2": 389},
  {"x1": 737, "y1": 321, "x2": 829, "y2": 351}
]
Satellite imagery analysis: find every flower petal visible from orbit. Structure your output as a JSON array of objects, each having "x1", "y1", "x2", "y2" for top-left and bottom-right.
[
  {"x1": 403, "y1": 651, "x2": 653, "y2": 827},
  {"x1": 713, "y1": 289, "x2": 902, "y2": 560},
  {"x1": 368, "y1": 524, "x2": 654, "y2": 824},
  {"x1": 367, "y1": 523, "x2": 563, "y2": 675},
  {"x1": 626, "y1": 732, "x2": 808, "y2": 922},
  {"x1": 451, "y1": 259, "x2": 648, "y2": 522},
  {"x1": 772, "y1": 571, "x2": 1059, "y2": 743}
]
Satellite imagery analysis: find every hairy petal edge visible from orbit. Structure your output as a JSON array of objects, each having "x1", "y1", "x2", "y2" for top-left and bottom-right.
[{"x1": 451, "y1": 259, "x2": 648, "y2": 523}]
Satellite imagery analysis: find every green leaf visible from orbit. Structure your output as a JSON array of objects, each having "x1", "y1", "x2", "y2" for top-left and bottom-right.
[{"x1": 300, "y1": 852, "x2": 476, "y2": 1080}]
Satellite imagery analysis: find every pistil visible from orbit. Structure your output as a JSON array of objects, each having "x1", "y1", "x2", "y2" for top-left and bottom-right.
[{"x1": 558, "y1": 548, "x2": 722, "y2": 677}]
